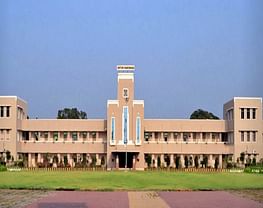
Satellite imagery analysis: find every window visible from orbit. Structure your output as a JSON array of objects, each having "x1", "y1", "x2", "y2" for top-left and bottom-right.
[
  {"x1": 6, "y1": 107, "x2": 10, "y2": 117},
  {"x1": 136, "y1": 117, "x2": 141, "y2": 144},
  {"x1": 174, "y1": 132, "x2": 178, "y2": 140},
  {"x1": 63, "y1": 132, "x2": 68, "y2": 139},
  {"x1": 123, "y1": 88, "x2": 129, "y2": 98},
  {"x1": 111, "y1": 117, "x2": 115, "y2": 144},
  {"x1": 227, "y1": 109, "x2": 233, "y2": 120},
  {"x1": 155, "y1": 132, "x2": 158, "y2": 139},
  {"x1": 252, "y1": 108, "x2": 256, "y2": 119},
  {"x1": 44, "y1": 132, "x2": 48, "y2": 140},
  {"x1": 247, "y1": 131, "x2": 250, "y2": 142},
  {"x1": 212, "y1": 133, "x2": 216, "y2": 141},
  {"x1": 122, "y1": 106, "x2": 129, "y2": 144},
  {"x1": 72, "y1": 132, "x2": 78, "y2": 141},
  {"x1": 34, "y1": 132, "x2": 39, "y2": 141},
  {"x1": 91, "y1": 132, "x2": 96, "y2": 139},
  {"x1": 252, "y1": 131, "x2": 256, "y2": 142},
  {"x1": 144, "y1": 132, "x2": 149, "y2": 141},
  {"x1": 247, "y1": 108, "x2": 250, "y2": 119},
  {"x1": 53, "y1": 132, "x2": 58, "y2": 141},
  {"x1": 241, "y1": 108, "x2": 244, "y2": 119},
  {"x1": 202, "y1": 133, "x2": 206, "y2": 140},
  {"x1": 0, "y1": 107, "x2": 3, "y2": 117},
  {"x1": 183, "y1": 133, "x2": 188, "y2": 142},
  {"x1": 241, "y1": 131, "x2": 244, "y2": 142},
  {"x1": 82, "y1": 132, "x2": 87, "y2": 139},
  {"x1": 164, "y1": 132, "x2": 168, "y2": 142}
]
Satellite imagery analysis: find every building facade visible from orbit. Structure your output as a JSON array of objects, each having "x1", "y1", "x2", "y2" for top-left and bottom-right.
[{"x1": 0, "y1": 65, "x2": 262, "y2": 170}]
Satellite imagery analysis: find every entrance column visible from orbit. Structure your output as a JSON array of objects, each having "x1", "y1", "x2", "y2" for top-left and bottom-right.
[
  {"x1": 160, "y1": 154, "x2": 164, "y2": 167},
  {"x1": 208, "y1": 154, "x2": 213, "y2": 168},
  {"x1": 28, "y1": 153, "x2": 32, "y2": 168},
  {"x1": 132, "y1": 155, "x2": 136, "y2": 170},
  {"x1": 67, "y1": 153, "x2": 72, "y2": 167},
  {"x1": 219, "y1": 154, "x2": 222, "y2": 168},
  {"x1": 116, "y1": 154, "x2": 119, "y2": 169},
  {"x1": 151, "y1": 154, "x2": 155, "y2": 168},
  {"x1": 199, "y1": 155, "x2": 203, "y2": 168},
  {"x1": 190, "y1": 155, "x2": 195, "y2": 168},
  {"x1": 180, "y1": 154, "x2": 185, "y2": 168},
  {"x1": 32, "y1": 154, "x2": 36, "y2": 167},
  {"x1": 37, "y1": 153, "x2": 41, "y2": 164},
  {"x1": 170, "y1": 154, "x2": 174, "y2": 168},
  {"x1": 57, "y1": 153, "x2": 61, "y2": 164}
]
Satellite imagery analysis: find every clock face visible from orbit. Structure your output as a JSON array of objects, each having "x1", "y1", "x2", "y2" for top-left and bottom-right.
[{"x1": 123, "y1": 88, "x2": 129, "y2": 98}]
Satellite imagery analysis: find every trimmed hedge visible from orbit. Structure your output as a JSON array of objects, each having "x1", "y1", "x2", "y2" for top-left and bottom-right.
[
  {"x1": 0, "y1": 165, "x2": 7, "y2": 172},
  {"x1": 244, "y1": 166, "x2": 263, "y2": 174}
]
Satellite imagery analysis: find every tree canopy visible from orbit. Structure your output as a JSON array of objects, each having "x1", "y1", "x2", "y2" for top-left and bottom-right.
[
  {"x1": 190, "y1": 109, "x2": 219, "y2": 120},
  {"x1": 57, "y1": 108, "x2": 87, "y2": 119}
]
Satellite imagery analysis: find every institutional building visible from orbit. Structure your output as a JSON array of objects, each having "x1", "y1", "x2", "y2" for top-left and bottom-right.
[{"x1": 0, "y1": 65, "x2": 262, "y2": 170}]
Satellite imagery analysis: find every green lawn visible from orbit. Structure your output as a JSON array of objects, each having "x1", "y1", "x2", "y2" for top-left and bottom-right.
[{"x1": 1, "y1": 171, "x2": 263, "y2": 191}]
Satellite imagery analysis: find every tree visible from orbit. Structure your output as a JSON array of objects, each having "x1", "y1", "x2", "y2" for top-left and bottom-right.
[
  {"x1": 175, "y1": 156, "x2": 180, "y2": 169},
  {"x1": 157, "y1": 156, "x2": 161, "y2": 168},
  {"x1": 91, "y1": 155, "x2": 97, "y2": 167},
  {"x1": 240, "y1": 152, "x2": 245, "y2": 164},
  {"x1": 194, "y1": 156, "x2": 199, "y2": 168},
  {"x1": 145, "y1": 154, "x2": 152, "y2": 168},
  {"x1": 101, "y1": 156, "x2": 105, "y2": 167},
  {"x1": 203, "y1": 156, "x2": 208, "y2": 168},
  {"x1": 165, "y1": 155, "x2": 170, "y2": 167},
  {"x1": 6, "y1": 151, "x2": 11, "y2": 161},
  {"x1": 57, "y1": 108, "x2": 87, "y2": 119},
  {"x1": 64, "y1": 156, "x2": 68, "y2": 166},
  {"x1": 184, "y1": 156, "x2": 189, "y2": 168},
  {"x1": 190, "y1": 109, "x2": 219, "y2": 120},
  {"x1": 215, "y1": 157, "x2": 219, "y2": 169}
]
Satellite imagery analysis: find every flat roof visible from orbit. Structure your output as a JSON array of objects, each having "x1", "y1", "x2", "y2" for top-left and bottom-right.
[{"x1": 0, "y1": 96, "x2": 27, "y2": 103}]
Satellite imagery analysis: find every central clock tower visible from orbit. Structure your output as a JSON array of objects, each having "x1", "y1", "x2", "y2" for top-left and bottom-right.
[{"x1": 106, "y1": 65, "x2": 145, "y2": 170}]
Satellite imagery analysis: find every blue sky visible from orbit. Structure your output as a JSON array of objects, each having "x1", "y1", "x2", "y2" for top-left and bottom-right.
[{"x1": 1, "y1": 0, "x2": 262, "y2": 119}]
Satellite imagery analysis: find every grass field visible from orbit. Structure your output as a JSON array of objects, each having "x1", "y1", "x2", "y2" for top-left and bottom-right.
[{"x1": 1, "y1": 171, "x2": 263, "y2": 191}]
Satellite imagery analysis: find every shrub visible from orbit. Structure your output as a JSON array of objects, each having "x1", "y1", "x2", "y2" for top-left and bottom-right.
[
  {"x1": 82, "y1": 156, "x2": 87, "y2": 167},
  {"x1": 64, "y1": 156, "x2": 68, "y2": 166},
  {"x1": 244, "y1": 166, "x2": 263, "y2": 174},
  {"x1": 14, "y1": 160, "x2": 24, "y2": 168},
  {"x1": 0, "y1": 165, "x2": 7, "y2": 171},
  {"x1": 6, "y1": 151, "x2": 11, "y2": 161},
  {"x1": 202, "y1": 156, "x2": 208, "y2": 168},
  {"x1": 91, "y1": 155, "x2": 97, "y2": 167},
  {"x1": 240, "y1": 152, "x2": 245, "y2": 163},
  {"x1": 37, "y1": 162, "x2": 44, "y2": 168},
  {"x1": 53, "y1": 155, "x2": 58, "y2": 164},
  {"x1": 227, "y1": 162, "x2": 233, "y2": 169}
]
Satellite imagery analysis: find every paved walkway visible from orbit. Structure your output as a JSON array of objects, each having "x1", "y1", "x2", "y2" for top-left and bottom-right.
[
  {"x1": 0, "y1": 190, "x2": 262, "y2": 208},
  {"x1": 26, "y1": 191, "x2": 262, "y2": 208}
]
